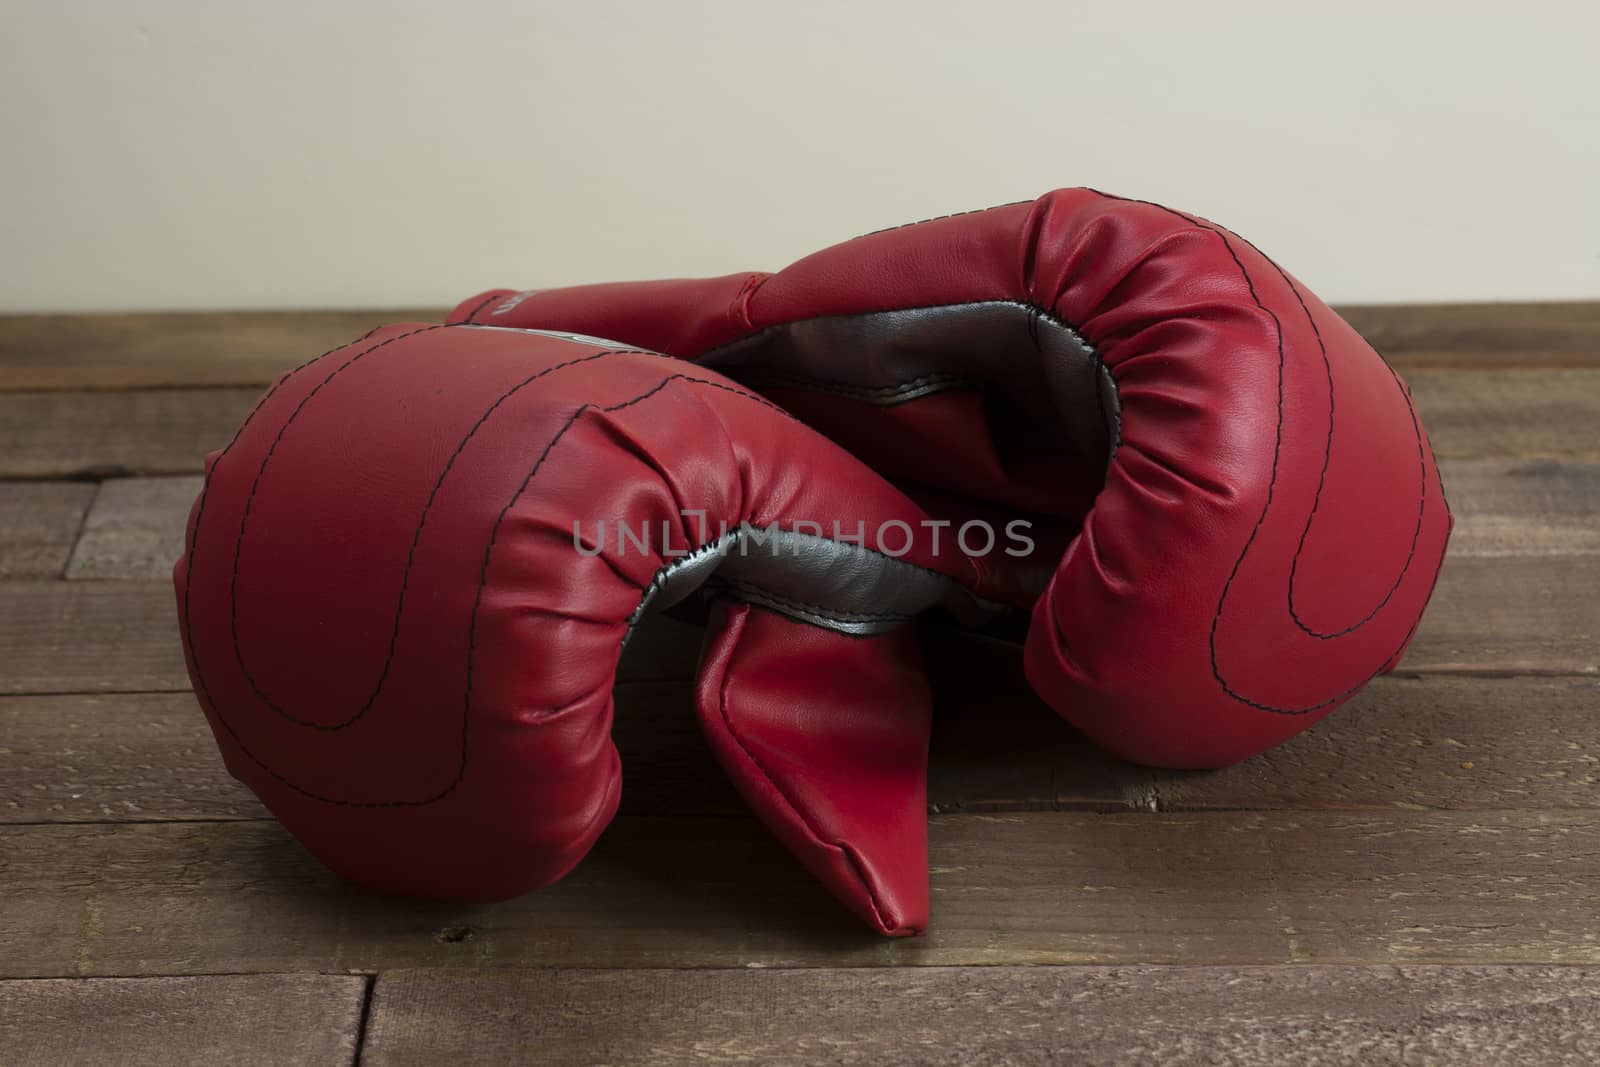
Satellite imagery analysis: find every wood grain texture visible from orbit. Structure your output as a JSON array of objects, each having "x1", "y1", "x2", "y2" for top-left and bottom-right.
[
  {"x1": 4, "y1": 675, "x2": 1595, "y2": 825},
  {"x1": 0, "y1": 389, "x2": 257, "y2": 478},
  {"x1": 1407, "y1": 369, "x2": 1600, "y2": 460},
  {"x1": 4, "y1": 810, "x2": 1597, "y2": 976},
  {"x1": 3, "y1": 551, "x2": 1592, "y2": 698},
  {"x1": 0, "y1": 692, "x2": 266, "y2": 823},
  {"x1": 1439, "y1": 459, "x2": 1600, "y2": 557},
  {"x1": 0, "y1": 973, "x2": 366, "y2": 1067},
  {"x1": 1154, "y1": 675, "x2": 1600, "y2": 811},
  {"x1": 1404, "y1": 555, "x2": 1599, "y2": 674},
  {"x1": 0, "y1": 482, "x2": 94, "y2": 578},
  {"x1": 0, "y1": 308, "x2": 444, "y2": 391},
  {"x1": 0, "y1": 581, "x2": 708, "y2": 695},
  {"x1": 0, "y1": 667, "x2": 1132, "y2": 824},
  {"x1": 1, "y1": 582, "x2": 188, "y2": 694},
  {"x1": 0, "y1": 303, "x2": 1592, "y2": 392},
  {"x1": 363, "y1": 964, "x2": 1600, "y2": 1067},
  {"x1": 66, "y1": 476, "x2": 202, "y2": 580},
  {"x1": 48, "y1": 461, "x2": 1595, "y2": 587},
  {"x1": 0, "y1": 686, "x2": 739, "y2": 825},
  {"x1": 0, "y1": 368, "x2": 1595, "y2": 478},
  {"x1": 1338, "y1": 301, "x2": 1600, "y2": 370}
]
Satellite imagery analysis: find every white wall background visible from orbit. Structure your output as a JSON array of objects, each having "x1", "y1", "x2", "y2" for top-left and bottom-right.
[{"x1": 2, "y1": 1, "x2": 1596, "y2": 312}]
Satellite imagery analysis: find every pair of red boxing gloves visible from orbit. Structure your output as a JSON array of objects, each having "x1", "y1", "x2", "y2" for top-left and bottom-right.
[{"x1": 175, "y1": 188, "x2": 1452, "y2": 935}]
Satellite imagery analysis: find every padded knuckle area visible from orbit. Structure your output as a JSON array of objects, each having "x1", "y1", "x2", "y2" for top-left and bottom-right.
[
  {"x1": 177, "y1": 322, "x2": 973, "y2": 912},
  {"x1": 688, "y1": 188, "x2": 1451, "y2": 767}
]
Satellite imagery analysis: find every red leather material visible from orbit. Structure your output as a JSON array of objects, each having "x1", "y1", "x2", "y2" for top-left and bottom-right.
[
  {"x1": 175, "y1": 322, "x2": 976, "y2": 933},
  {"x1": 454, "y1": 188, "x2": 1453, "y2": 770},
  {"x1": 457, "y1": 272, "x2": 770, "y2": 356},
  {"x1": 697, "y1": 602, "x2": 931, "y2": 935}
]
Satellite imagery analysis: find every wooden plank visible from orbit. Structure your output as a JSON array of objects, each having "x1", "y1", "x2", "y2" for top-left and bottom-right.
[
  {"x1": 0, "y1": 389, "x2": 258, "y2": 478},
  {"x1": 0, "y1": 482, "x2": 94, "y2": 579},
  {"x1": 0, "y1": 304, "x2": 1592, "y2": 392},
  {"x1": 1338, "y1": 300, "x2": 1600, "y2": 370},
  {"x1": 363, "y1": 964, "x2": 1600, "y2": 1066},
  {"x1": 0, "y1": 653, "x2": 1133, "y2": 823},
  {"x1": 1, "y1": 369, "x2": 1597, "y2": 479},
  {"x1": 0, "y1": 973, "x2": 366, "y2": 1066},
  {"x1": 1440, "y1": 458, "x2": 1600, "y2": 557},
  {"x1": 0, "y1": 692, "x2": 266, "y2": 823},
  {"x1": 0, "y1": 686, "x2": 741, "y2": 825},
  {"x1": 1154, "y1": 675, "x2": 1600, "y2": 811},
  {"x1": 0, "y1": 581, "x2": 708, "y2": 695},
  {"x1": 1404, "y1": 554, "x2": 1599, "y2": 674},
  {"x1": 0, "y1": 656, "x2": 1142, "y2": 825},
  {"x1": 1408, "y1": 369, "x2": 1600, "y2": 460},
  {"x1": 0, "y1": 309, "x2": 443, "y2": 391},
  {"x1": 53, "y1": 462, "x2": 1600, "y2": 584},
  {"x1": 44, "y1": 461, "x2": 1600, "y2": 589},
  {"x1": 4, "y1": 675, "x2": 1595, "y2": 824},
  {"x1": 1, "y1": 582, "x2": 187, "y2": 694},
  {"x1": 66, "y1": 476, "x2": 202, "y2": 580},
  {"x1": 3, "y1": 811, "x2": 1597, "y2": 975},
  {"x1": 2, "y1": 552, "x2": 1591, "y2": 698}
]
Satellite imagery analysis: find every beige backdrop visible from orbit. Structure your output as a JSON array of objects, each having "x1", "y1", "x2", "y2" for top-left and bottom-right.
[{"x1": 2, "y1": 0, "x2": 1596, "y2": 311}]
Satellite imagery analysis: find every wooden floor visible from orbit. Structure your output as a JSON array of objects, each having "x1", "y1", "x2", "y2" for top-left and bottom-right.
[{"x1": 1, "y1": 304, "x2": 1597, "y2": 1065}]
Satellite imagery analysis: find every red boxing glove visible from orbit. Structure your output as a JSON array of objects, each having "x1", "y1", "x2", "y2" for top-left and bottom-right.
[
  {"x1": 175, "y1": 322, "x2": 998, "y2": 935},
  {"x1": 451, "y1": 188, "x2": 1453, "y2": 769}
]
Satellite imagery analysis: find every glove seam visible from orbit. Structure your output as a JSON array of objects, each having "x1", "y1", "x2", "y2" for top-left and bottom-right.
[
  {"x1": 190, "y1": 347, "x2": 968, "y2": 807},
  {"x1": 1085, "y1": 190, "x2": 1445, "y2": 716}
]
